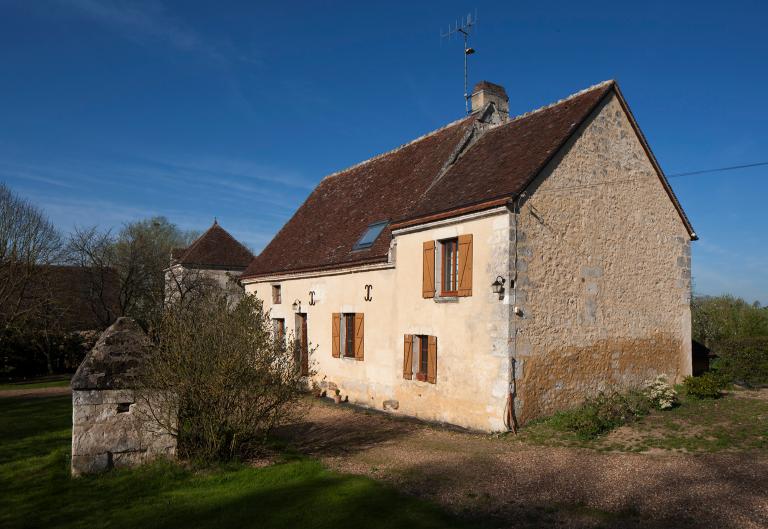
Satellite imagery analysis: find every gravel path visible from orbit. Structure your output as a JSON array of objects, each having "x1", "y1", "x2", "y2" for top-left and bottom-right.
[{"x1": 277, "y1": 399, "x2": 768, "y2": 529}]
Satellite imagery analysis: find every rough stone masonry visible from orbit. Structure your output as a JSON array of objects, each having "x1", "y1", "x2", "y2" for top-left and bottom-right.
[{"x1": 70, "y1": 317, "x2": 176, "y2": 476}]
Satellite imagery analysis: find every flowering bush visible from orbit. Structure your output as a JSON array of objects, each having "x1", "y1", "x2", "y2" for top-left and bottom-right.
[{"x1": 644, "y1": 374, "x2": 678, "y2": 409}]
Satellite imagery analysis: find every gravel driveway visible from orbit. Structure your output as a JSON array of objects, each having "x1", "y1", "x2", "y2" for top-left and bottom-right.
[{"x1": 277, "y1": 399, "x2": 768, "y2": 529}]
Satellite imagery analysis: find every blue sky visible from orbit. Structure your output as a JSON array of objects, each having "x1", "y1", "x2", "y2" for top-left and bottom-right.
[{"x1": 1, "y1": 0, "x2": 766, "y2": 303}]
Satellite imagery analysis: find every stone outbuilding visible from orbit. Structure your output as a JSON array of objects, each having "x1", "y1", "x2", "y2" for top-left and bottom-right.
[
  {"x1": 166, "y1": 220, "x2": 254, "y2": 303},
  {"x1": 71, "y1": 317, "x2": 176, "y2": 476}
]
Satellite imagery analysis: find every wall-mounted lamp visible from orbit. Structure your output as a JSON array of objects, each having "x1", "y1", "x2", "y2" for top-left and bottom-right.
[
  {"x1": 309, "y1": 291, "x2": 316, "y2": 306},
  {"x1": 491, "y1": 276, "x2": 506, "y2": 298},
  {"x1": 292, "y1": 300, "x2": 301, "y2": 313}
]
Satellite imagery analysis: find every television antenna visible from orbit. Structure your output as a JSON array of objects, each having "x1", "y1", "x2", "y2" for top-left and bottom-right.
[{"x1": 441, "y1": 11, "x2": 478, "y2": 114}]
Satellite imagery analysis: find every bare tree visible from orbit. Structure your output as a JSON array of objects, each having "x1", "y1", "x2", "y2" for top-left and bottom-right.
[
  {"x1": 67, "y1": 216, "x2": 197, "y2": 331},
  {"x1": 0, "y1": 183, "x2": 62, "y2": 331}
]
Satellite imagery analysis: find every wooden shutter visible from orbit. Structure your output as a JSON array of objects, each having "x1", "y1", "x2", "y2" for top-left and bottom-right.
[
  {"x1": 403, "y1": 334, "x2": 413, "y2": 380},
  {"x1": 422, "y1": 241, "x2": 436, "y2": 298},
  {"x1": 331, "y1": 313, "x2": 340, "y2": 358},
  {"x1": 457, "y1": 234, "x2": 473, "y2": 297},
  {"x1": 354, "y1": 313, "x2": 364, "y2": 361},
  {"x1": 427, "y1": 336, "x2": 437, "y2": 384}
]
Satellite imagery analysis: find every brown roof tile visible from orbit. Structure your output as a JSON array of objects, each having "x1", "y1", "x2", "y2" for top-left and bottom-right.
[
  {"x1": 176, "y1": 222, "x2": 253, "y2": 269},
  {"x1": 243, "y1": 80, "x2": 693, "y2": 279}
]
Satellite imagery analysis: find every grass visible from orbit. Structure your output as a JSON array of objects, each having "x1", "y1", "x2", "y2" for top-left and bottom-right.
[
  {"x1": 0, "y1": 396, "x2": 470, "y2": 529},
  {"x1": 0, "y1": 375, "x2": 71, "y2": 391},
  {"x1": 521, "y1": 390, "x2": 768, "y2": 452}
]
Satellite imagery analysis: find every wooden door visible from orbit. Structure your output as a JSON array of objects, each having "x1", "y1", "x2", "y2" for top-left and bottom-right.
[{"x1": 295, "y1": 313, "x2": 309, "y2": 376}]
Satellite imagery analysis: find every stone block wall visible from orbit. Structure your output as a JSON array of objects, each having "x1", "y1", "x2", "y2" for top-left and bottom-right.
[
  {"x1": 511, "y1": 92, "x2": 694, "y2": 423},
  {"x1": 71, "y1": 390, "x2": 176, "y2": 476}
]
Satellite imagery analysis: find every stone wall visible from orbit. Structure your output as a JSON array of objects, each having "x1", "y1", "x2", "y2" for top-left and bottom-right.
[
  {"x1": 512, "y1": 92, "x2": 693, "y2": 423},
  {"x1": 71, "y1": 390, "x2": 176, "y2": 476}
]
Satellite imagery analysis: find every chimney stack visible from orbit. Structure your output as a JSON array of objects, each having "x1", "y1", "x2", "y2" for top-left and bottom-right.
[{"x1": 470, "y1": 81, "x2": 509, "y2": 116}]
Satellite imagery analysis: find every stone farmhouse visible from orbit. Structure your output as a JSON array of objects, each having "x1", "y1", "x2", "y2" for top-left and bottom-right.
[{"x1": 240, "y1": 80, "x2": 697, "y2": 431}]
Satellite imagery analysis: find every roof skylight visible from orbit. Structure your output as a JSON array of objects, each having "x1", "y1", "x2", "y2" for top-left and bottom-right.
[{"x1": 353, "y1": 220, "x2": 389, "y2": 250}]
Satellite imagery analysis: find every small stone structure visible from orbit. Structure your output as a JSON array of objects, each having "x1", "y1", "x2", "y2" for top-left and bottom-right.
[{"x1": 71, "y1": 317, "x2": 176, "y2": 476}]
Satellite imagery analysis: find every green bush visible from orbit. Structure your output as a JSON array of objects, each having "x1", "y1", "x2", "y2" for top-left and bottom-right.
[
  {"x1": 713, "y1": 337, "x2": 768, "y2": 387},
  {"x1": 683, "y1": 372, "x2": 723, "y2": 399},
  {"x1": 550, "y1": 390, "x2": 652, "y2": 439}
]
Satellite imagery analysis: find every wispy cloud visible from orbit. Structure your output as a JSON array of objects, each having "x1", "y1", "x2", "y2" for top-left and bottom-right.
[{"x1": 58, "y1": 0, "x2": 261, "y2": 65}]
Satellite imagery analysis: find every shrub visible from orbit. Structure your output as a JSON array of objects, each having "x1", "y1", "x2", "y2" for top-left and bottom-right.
[
  {"x1": 643, "y1": 374, "x2": 678, "y2": 409},
  {"x1": 713, "y1": 337, "x2": 768, "y2": 387},
  {"x1": 137, "y1": 290, "x2": 313, "y2": 462},
  {"x1": 551, "y1": 390, "x2": 652, "y2": 440},
  {"x1": 683, "y1": 372, "x2": 723, "y2": 399}
]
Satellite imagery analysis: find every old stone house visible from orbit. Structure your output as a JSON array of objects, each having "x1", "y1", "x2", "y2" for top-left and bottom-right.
[
  {"x1": 240, "y1": 80, "x2": 696, "y2": 431},
  {"x1": 166, "y1": 221, "x2": 253, "y2": 301}
]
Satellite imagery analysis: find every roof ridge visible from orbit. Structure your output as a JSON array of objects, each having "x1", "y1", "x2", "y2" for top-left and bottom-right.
[
  {"x1": 321, "y1": 114, "x2": 475, "y2": 182},
  {"x1": 508, "y1": 79, "x2": 615, "y2": 123}
]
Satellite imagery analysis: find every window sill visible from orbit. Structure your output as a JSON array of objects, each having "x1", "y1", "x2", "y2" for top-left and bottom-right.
[{"x1": 434, "y1": 295, "x2": 459, "y2": 303}]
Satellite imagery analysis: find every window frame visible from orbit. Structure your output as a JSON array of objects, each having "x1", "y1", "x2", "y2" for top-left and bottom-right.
[
  {"x1": 343, "y1": 313, "x2": 356, "y2": 358},
  {"x1": 440, "y1": 238, "x2": 459, "y2": 296},
  {"x1": 353, "y1": 220, "x2": 389, "y2": 251},
  {"x1": 272, "y1": 318, "x2": 285, "y2": 342},
  {"x1": 272, "y1": 284, "x2": 282, "y2": 304},
  {"x1": 417, "y1": 335, "x2": 429, "y2": 381}
]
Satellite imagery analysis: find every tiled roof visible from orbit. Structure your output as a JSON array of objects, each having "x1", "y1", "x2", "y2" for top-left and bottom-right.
[
  {"x1": 175, "y1": 222, "x2": 253, "y2": 269},
  {"x1": 243, "y1": 80, "x2": 693, "y2": 279}
]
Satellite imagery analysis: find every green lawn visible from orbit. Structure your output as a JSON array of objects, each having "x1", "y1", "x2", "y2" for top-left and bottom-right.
[
  {"x1": 521, "y1": 390, "x2": 768, "y2": 452},
  {"x1": 0, "y1": 396, "x2": 470, "y2": 529},
  {"x1": 0, "y1": 376, "x2": 71, "y2": 391}
]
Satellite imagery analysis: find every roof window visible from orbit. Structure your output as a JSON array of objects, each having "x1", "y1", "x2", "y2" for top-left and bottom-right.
[{"x1": 353, "y1": 220, "x2": 389, "y2": 250}]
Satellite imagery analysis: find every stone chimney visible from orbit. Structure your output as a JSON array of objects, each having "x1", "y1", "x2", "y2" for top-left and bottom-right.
[{"x1": 470, "y1": 81, "x2": 509, "y2": 116}]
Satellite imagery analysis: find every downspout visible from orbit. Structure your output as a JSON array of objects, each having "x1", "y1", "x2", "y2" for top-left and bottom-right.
[{"x1": 504, "y1": 192, "x2": 525, "y2": 433}]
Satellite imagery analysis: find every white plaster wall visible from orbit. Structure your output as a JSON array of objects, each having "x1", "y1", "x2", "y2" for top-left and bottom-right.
[{"x1": 245, "y1": 212, "x2": 511, "y2": 431}]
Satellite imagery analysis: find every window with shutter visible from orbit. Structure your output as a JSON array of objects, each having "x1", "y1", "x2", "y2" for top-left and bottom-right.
[
  {"x1": 272, "y1": 284, "x2": 282, "y2": 304},
  {"x1": 405, "y1": 334, "x2": 437, "y2": 384}
]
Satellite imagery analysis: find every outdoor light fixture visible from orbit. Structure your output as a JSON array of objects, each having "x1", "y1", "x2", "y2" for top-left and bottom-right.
[
  {"x1": 491, "y1": 276, "x2": 506, "y2": 298},
  {"x1": 292, "y1": 300, "x2": 301, "y2": 313}
]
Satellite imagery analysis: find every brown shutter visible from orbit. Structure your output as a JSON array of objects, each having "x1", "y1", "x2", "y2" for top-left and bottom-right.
[
  {"x1": 427, "y1": 336, "x2": 437, "y2": 384},
  {"x1": 422, "y1": 240, "x2": 436, "y2": 298},
  {"x1": 403, "y1": 334, "x2": 413, "y2": 380},
  {"x1": 331, "y1": 313, "x2": 340, "y2": 358},
  {"x1": 354, "y1": 313, "x2": 364, "y2": 361},
  {"x1": 457, "y1": 234, "x2": 473, "y2": 297}
]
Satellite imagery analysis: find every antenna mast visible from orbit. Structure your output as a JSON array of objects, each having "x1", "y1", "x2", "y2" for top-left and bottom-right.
[{"x1": 441, "y1": 11, "x2": 477, "y2": 114}]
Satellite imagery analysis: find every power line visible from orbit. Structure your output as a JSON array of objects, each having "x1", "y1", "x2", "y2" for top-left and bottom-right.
[
  {"x1": 533, "y1": 160, "x2": 768, "y2": 196},
  {"x1": 667, "y1": 161, "x2": 768, "y2": 178}
]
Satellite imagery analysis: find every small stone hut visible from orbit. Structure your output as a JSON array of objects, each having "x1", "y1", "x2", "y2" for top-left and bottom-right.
[{"x1": 71, "y1": 317, "x2": 176, "y2": 476}]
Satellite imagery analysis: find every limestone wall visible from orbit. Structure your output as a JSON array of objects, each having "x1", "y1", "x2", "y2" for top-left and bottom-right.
[
  {"x1": 71, "y1": 390, "x2": 176, "y2": 476},
  {"x1": 512, "y1": 92, "x2": 693, "y2": 423},
  {"x1": 244, "y1": 211, "x2": 512, "y2": 431}
]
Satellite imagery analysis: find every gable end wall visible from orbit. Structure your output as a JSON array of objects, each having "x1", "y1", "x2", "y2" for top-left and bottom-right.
[{"x1": 512, "y1": 92, "x2": 692, "y2": 423}]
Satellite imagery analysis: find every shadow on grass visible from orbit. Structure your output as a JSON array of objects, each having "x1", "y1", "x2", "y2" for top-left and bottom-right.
[{"x1": 0, "y1": 395, "x2": 471, "y2": 529}]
